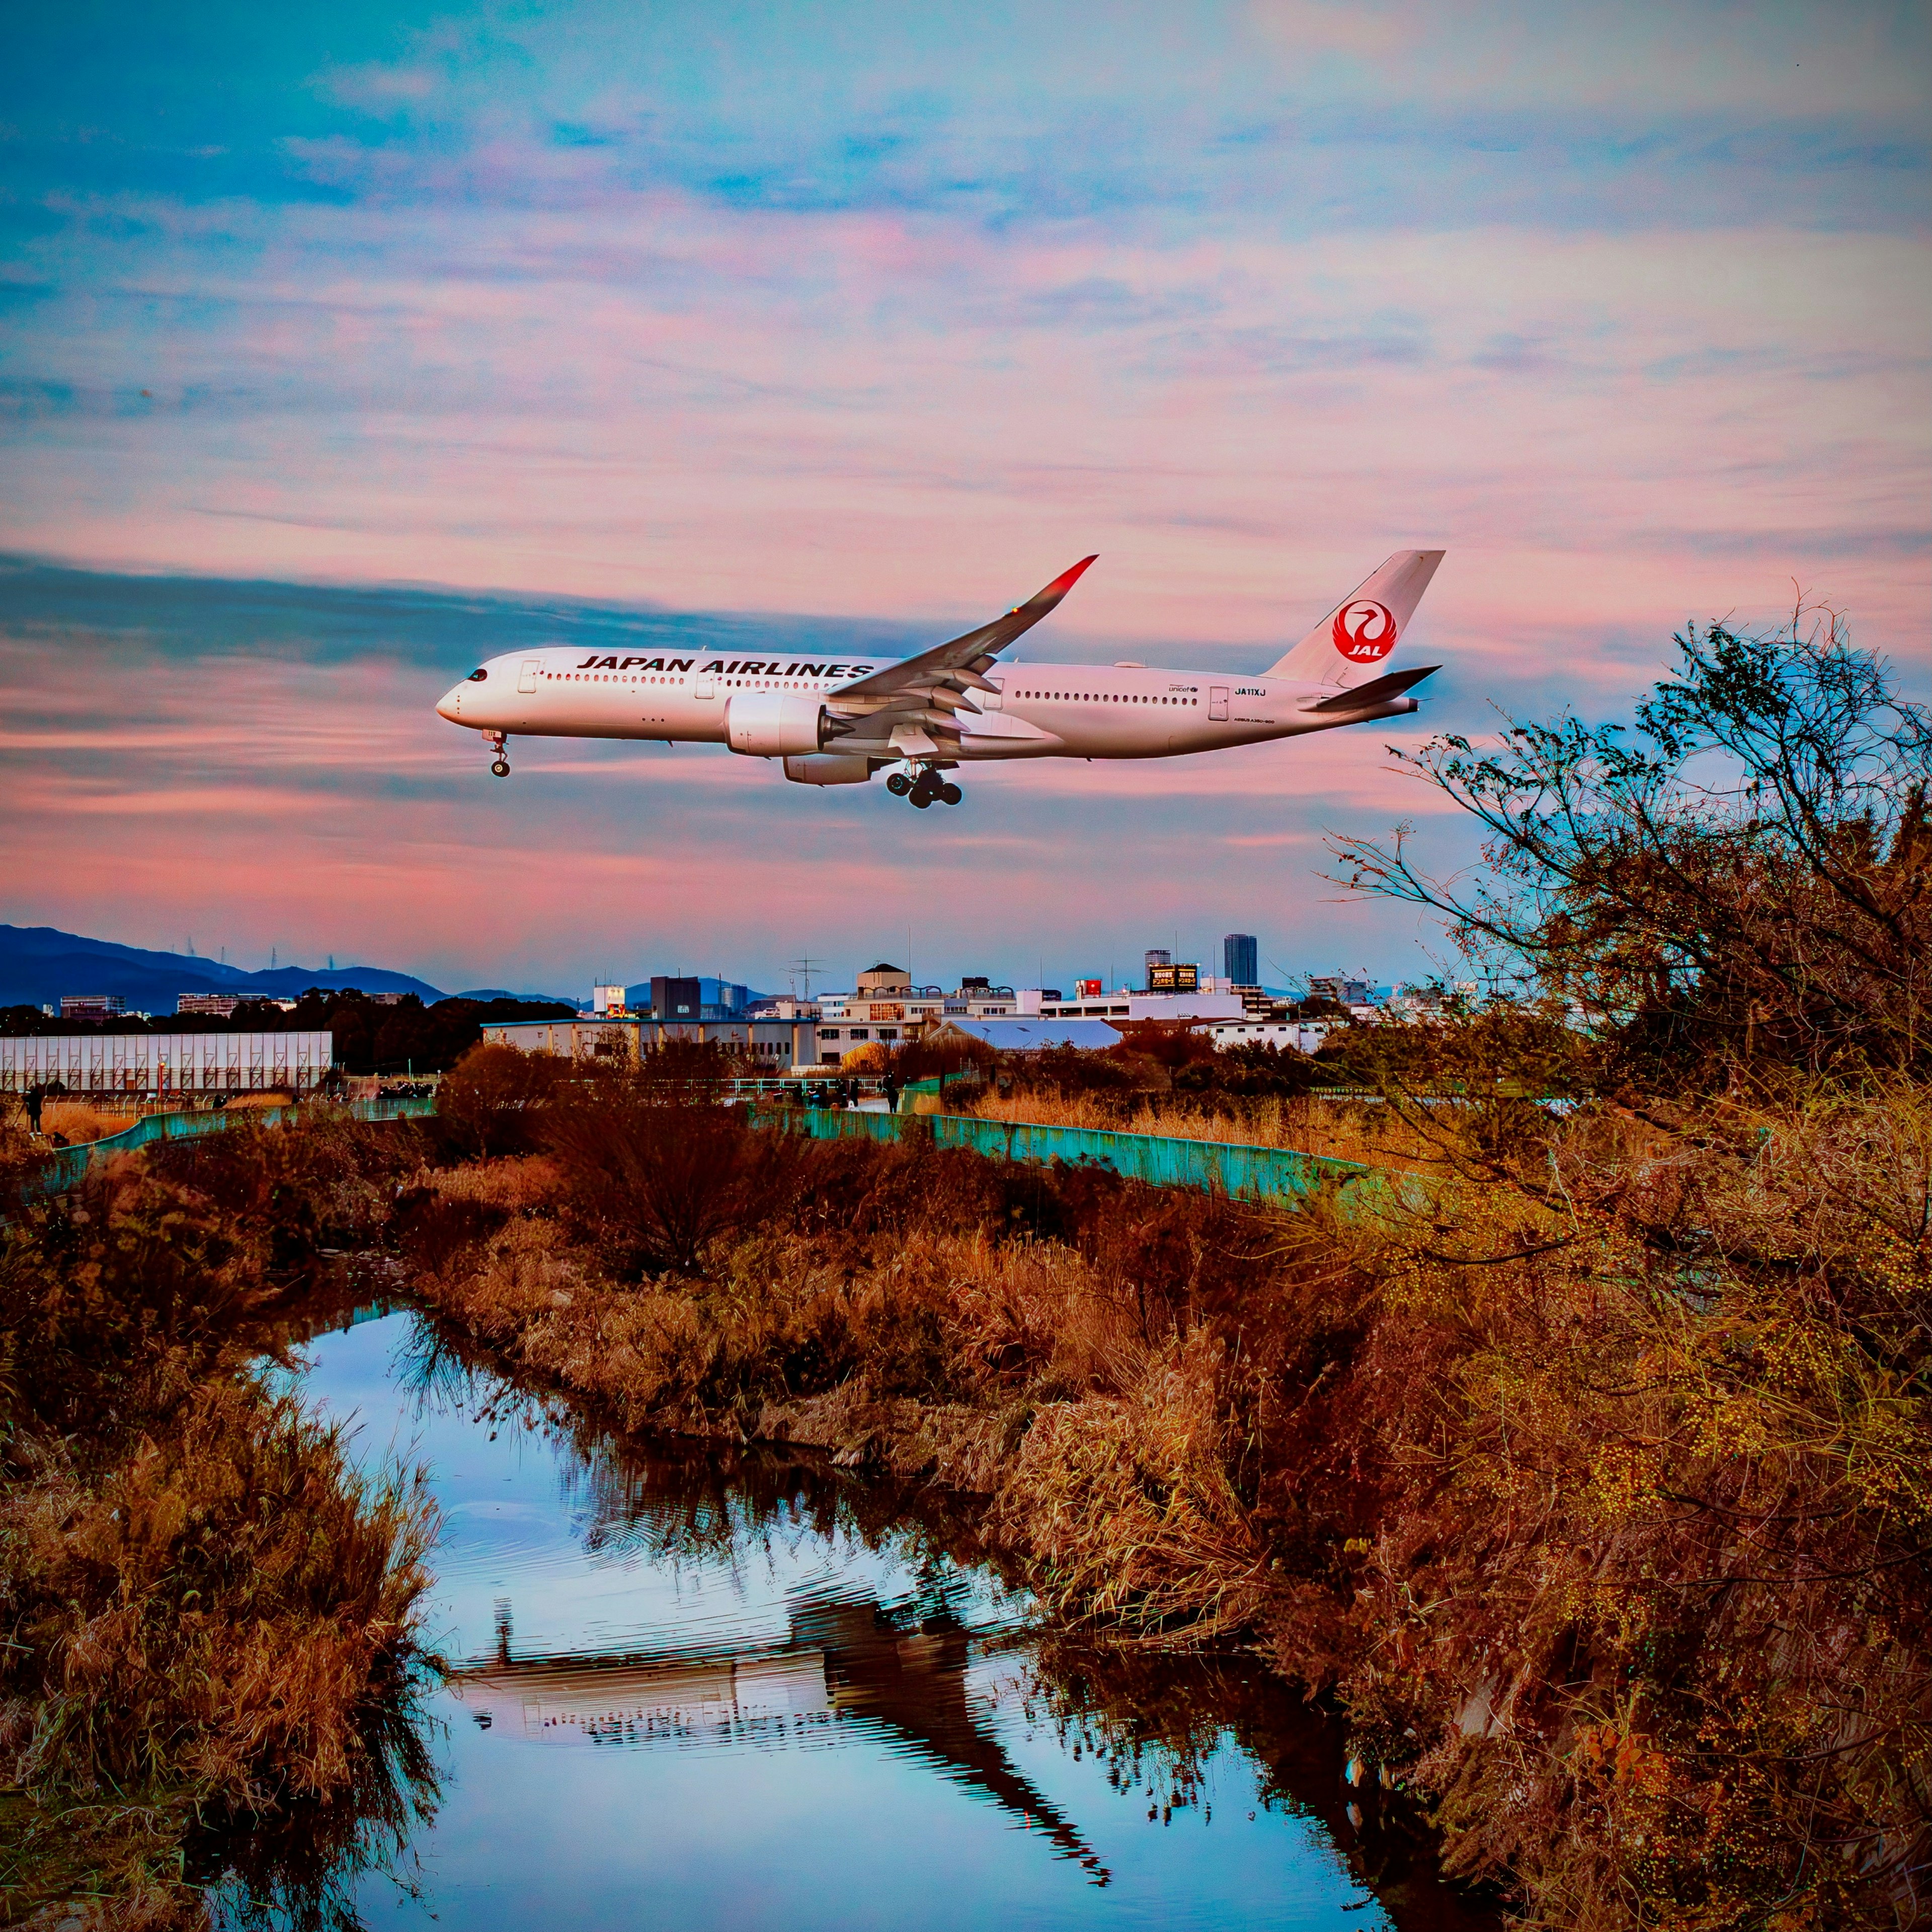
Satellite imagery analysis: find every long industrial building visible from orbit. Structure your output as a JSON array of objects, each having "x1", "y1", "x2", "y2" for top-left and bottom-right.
[
  {"x1": 481, "y1": 1015, "x2": 818, "y2": 1069},
  {"x1": 0, "y1": 1032, "x2": 335, "y2": 1097}
]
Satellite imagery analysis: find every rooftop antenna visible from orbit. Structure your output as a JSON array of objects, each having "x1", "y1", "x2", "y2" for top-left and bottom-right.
[{"x1": 789, "y1": 955, "x2": 821, "y2": 999}]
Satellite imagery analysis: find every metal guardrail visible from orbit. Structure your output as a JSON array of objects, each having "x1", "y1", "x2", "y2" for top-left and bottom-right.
[
  {"x1": 25, "y1": 1096, "x2": 438, "y2": 1196},
  {"x1": 751, "y1": 1102, "x2": 1372, "y2": 1204}
]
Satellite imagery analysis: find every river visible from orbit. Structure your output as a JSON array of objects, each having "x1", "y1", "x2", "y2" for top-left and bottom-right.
[{"x1": 218, "y1": 1300, "x2": 1492, "y2": 1931}]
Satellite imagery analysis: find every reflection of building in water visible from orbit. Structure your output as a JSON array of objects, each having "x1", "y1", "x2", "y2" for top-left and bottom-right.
[{"x1": 448, "y1": 1591, "x2": 1108, "y2": 1884}]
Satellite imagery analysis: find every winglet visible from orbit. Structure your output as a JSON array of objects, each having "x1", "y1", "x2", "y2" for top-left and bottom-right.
[{"x1": 1026, "y1": 555, "x2": 1098, "y2": 612}]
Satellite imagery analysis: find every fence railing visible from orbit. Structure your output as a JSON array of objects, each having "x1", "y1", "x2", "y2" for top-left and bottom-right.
[
  {"x1": 751, "y1": 1101, "x2": 1373, "y2": 1204},
  {"x1": 25, "y1": 1097, "x2": 438, "y2": 1196}
]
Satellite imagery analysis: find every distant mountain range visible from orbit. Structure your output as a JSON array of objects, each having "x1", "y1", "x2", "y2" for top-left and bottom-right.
[{"x1": 0, "y1": 924, "x2": 537, "y2": 1011}]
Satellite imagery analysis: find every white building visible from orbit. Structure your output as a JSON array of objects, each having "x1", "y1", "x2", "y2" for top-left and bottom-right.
[
  {"x1": 1208, "y1": 1018, "x2": 1336, "y2": 1054},
  {"x1": 0, "y1": 1031, "x2": 335, "y2": 1097},
  {"x1": 1036, "y1": 988, "x2": 1246, "y2": 1023}
]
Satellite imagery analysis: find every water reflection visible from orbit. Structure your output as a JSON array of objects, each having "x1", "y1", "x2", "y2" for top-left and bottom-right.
[
  {"x1": 215, "y1": 1302, "x2": 1490, "y2": 1932},
  {"x1": 451, "y1": 1590, "x2": 1112, "y2": 1883}
]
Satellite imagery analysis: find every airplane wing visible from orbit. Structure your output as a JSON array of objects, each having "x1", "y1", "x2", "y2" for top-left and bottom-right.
[
  {"x1": 1301, "y1": 664, "x2": 1440, "y2": 713},
  {"x1": 825, "y1": 556, "x2": 1097, "y2": 755}
]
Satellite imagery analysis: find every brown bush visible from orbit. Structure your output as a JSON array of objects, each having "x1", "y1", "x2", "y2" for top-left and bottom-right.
[
  {"x1": 435, "y1": 1042, "x2": 561, "y2": 1159},
  {"x1": 540, "y1": 1076, "x2": 802, "y2": 1276}
]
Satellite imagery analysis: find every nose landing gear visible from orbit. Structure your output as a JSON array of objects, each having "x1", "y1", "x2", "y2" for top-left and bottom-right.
[
  {"x1": 486, "y1": 732, "x2": 511, "y2": 778},
  {"x1": 892, "y1": 764, "x2": 963, "y2": 809}
]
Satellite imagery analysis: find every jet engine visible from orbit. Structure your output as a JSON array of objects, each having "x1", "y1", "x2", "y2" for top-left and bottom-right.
[
  {"x1": 783, "y1": 754, "x2": 873, "y2": 786},
  {"x1": 726, "y1": 692, "x2": 832, "y2": 757}
]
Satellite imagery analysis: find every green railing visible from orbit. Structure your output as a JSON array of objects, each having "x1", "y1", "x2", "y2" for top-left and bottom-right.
[
  {"x1": 751, "y1": 1101, "x2": 1372, "y2": 1204},
  {"x1": 27, "y1": 1096, "x2": 437, "y2": 1196}
]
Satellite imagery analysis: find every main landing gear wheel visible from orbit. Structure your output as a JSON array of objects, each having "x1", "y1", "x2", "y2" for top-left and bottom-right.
[
  {"x1": 939, "y1": 782, "x2": 962, "y2": 806},
  {"x1": 886, "y1": 771, "x2": 912, "y2": 796},
  {"x1": 911, "y1": 786, "x2": 933, "y2": 808}
]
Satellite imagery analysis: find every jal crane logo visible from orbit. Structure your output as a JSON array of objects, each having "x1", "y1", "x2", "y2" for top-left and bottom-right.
[{"x1": 1331, "y1": 599, "x2": 1398, "y2": 662}]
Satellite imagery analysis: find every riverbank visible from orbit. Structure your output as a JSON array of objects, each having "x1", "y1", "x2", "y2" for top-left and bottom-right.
[
  {"x1": 398, "y1": 1077, "x2": 1927, "y2": 1932},
  {"x1": 0, "y1": 1113, "x2": 436, "y2": 1928},
  {"x1": 7, "y1": 1082, "x2": 1921, "y2": 1928}
]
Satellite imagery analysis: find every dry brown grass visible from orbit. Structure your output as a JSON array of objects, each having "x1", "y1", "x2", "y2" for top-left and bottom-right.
[
  {"x1": 406, "y1": 1154, "x2": 561, "y2": 1212},
  {"x1": 37, "y1": 1100, "x2": 137, "y2": 1144},
  {"x1": 967, "y1": 1089, "x2": 1445, "y2": 1171},
  {"x1": 1, "y1": 1120, "x2": 437, "y2": 1924}
]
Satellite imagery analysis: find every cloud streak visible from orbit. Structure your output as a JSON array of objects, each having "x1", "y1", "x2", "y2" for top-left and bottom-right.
[{"x1": 1, "y1": 1, "x2": 1925, "y2": 994}]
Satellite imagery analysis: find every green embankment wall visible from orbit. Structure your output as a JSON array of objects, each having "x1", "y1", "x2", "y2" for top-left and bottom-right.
[
  {"x1": 29, "y1": 1097, "x2": 438, "y2": 1195},
  {"x1": 752, "y1": 1102, "x2": 1371, "y2": 1204},
  {"x1": 30, "y1": 1091, "x2": 1384, "y2": 1212}
]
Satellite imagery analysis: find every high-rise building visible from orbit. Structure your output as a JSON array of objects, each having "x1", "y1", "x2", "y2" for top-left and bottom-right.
[
  {"x1": 645, "y1": 976, "x2": 749, "y2": 1020},
  {"x1": 1224, "y1": 933, "x2": 1259, "y2": 986},
  {"x1": 59, "y1": 994, "x2": 125, "y2": 1019}
]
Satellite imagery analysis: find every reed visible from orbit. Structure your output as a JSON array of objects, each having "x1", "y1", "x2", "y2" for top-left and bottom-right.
[
  {"x1": 36, "y1": 1099, "x2": 137, "y2": 1144},
  {"x1": 967, "y1": 1088, "x2": 1445, "y2": 1171},
  {"x1": 0, "y1": 1118, "x2": 437, "y2": 1925}
]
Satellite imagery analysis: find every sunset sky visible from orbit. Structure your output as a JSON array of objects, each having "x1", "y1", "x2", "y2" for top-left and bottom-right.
[{"x1": 3, "y1": 1, "x2": 1927, "y2": 997}]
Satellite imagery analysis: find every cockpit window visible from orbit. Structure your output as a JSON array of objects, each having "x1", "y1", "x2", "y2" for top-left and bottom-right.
[{"x1": 467, "y1": 668, "x2": 488, "y2": 681}]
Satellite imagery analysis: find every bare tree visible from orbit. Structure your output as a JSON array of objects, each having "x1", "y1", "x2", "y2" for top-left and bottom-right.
[{"x1": 1331, "y1": 611, "x2": 1932, "y2": 1090}]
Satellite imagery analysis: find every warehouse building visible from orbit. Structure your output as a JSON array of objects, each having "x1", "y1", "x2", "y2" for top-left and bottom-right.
[
  {"x1": 482, "y1": 1014, "x2": 818, "y2": 1071},
  {"x1": 0, "y1": 1031, "x2": 335, "y2": 1097}
]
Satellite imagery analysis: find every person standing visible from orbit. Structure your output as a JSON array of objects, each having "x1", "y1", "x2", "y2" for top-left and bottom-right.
[
  {"x1": 881, "y1": 1070, "x2": 902, "y2": 1114},
  {"x1": 24, "y1": 1082, "x2": 44, "y2": 1135}
]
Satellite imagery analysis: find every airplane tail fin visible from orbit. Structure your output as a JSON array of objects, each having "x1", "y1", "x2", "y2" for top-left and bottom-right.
[{"x1": 1267, "y1": 549, "x2": 1445, "y2": 687}]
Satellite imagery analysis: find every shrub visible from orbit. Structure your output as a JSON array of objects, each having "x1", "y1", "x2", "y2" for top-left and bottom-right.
[{"x1": 435, "y1": 1042, "x2": 561, "y2": 1159}]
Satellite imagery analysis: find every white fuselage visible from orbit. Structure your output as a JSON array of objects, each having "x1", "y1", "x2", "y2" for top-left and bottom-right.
[{"x1": 435, "y1": 646, "x2": 1417, "y2": 761}]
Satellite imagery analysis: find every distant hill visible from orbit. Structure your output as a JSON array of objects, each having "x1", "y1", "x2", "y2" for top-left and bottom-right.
[
  {"x1": 455, "y1": 987, "x2": 580, "y2": 1005},
  {"x1": 0, "y1": 924, "x2": 446, "y2": 1012}
]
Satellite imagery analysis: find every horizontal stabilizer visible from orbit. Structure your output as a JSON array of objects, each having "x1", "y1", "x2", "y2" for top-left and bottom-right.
[{"x1": 1302, "y1": 664, "x2": 1440, "y2": 713}]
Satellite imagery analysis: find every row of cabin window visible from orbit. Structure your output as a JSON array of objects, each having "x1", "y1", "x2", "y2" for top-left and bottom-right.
[
  {"x1": 537, "y1": 675, "x2": 1203, "y2": 705},
  {"x1": 1015, "y1": 692, "x2": 1197, "y2": 704},
  {"x1": 541, "y1": 673, "x2": 833, "y2": 688}
]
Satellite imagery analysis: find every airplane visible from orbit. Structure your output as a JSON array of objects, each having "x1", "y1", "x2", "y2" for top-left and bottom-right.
[{"x1": 435, "y1": 549, "x2": 1445, "y2": 809}]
